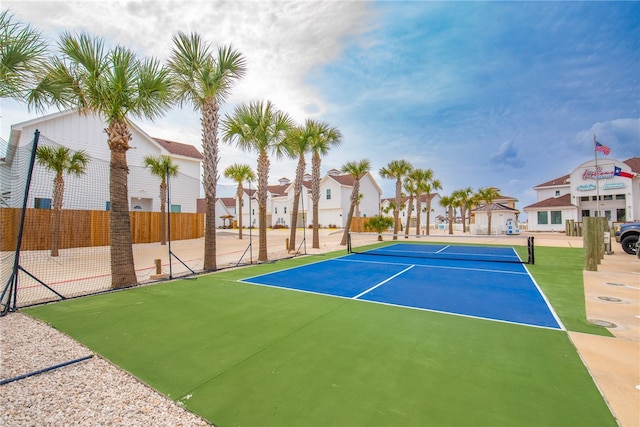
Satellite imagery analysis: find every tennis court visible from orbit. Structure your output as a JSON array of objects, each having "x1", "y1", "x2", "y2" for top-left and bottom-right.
[
  {"x1": 243, "y1": 242, "x2": 563, "y2": 329},
  {"x1": 20, "y1": 243, "x2": 616, "y2": 426}
]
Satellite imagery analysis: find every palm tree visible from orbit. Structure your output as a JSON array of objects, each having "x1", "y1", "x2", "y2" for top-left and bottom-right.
[
  {"x1": 340, "y1": 159, "x2": 371, "y2": 246},
  {"x1": 36, "y1": 33, "x2": 173, "y2": 288},
  {"x1": 223, "y1": 163, "x2": 255, "y2": 240},
  {"x1": 221, "y1": 100, "x2": 293, "y2": 261},
  {"x1": 0, "y1": 11, "x2": 48, "y2": 100},
  {"x1": 283, "y1": 120, "x2": 313, "y2": 252},
  {"x1": 308, "y1": 122, "x2": 342, "y2": 248},
  {"x1": 409, "y1": 168, "x2": 434, "y2": 236},
  {"x1": 439, "y1": 195, "x2": 456, "y2": 235},
  {"x1": 379, "y1": 160, "x2": 413, "y2": 239},
  {"x1": 476, "y1": 187, "x2": 501, "y2": 235},
  {"x1": 168, "y1": 32, "x2": 246, "y2": 271},
  {"x1": 143, "y1": 155, "x2": 178, "y2": 245},
  {"x1": 35, "y1": 145, "x2": 90, "y2": 257},
  {"x1": 423, "y1": 178, "x2": 442, "y2": 235},
  {"x1": 452, "y1": 187, "x2": 474, "y2": 233}
]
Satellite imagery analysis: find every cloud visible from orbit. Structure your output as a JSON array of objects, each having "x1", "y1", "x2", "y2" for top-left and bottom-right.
[
  {"x1": 4, "y1": 0, "x2": 376, "y2": 123},
  {"x1": 573, "y1": 118, "x2": 640, "y2": 158},
  {"x1": 490, "y1": 140, "x2": 525, "y2": 169}
]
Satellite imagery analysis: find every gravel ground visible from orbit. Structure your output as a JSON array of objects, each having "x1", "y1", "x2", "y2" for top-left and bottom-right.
[{"x1": 0, "y1": 312, "x2": 211, "y2": 426}]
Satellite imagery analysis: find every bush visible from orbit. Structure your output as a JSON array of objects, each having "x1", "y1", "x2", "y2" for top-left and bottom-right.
[{"x1": 364, "y1": 215, "x2": 394, "y2": 240}]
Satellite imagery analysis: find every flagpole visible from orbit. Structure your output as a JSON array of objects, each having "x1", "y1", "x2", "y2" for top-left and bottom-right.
[{"x1": 594, "y1": 134, "x2": 600, "y2": 217}]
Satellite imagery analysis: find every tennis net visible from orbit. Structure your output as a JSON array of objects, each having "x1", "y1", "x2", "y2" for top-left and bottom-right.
[{"x1": 347, "y1": 233, "x2": 535, "y2": 264}]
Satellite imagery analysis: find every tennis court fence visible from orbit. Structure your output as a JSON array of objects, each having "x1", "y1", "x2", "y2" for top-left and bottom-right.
[{"x1": 0, "y1": 130, "x2": 313, "y2": 315}]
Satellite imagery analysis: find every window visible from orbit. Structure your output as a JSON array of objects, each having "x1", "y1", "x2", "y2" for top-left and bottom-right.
[
  {"x1": 252, "y1": 209, "x2": 255, "y2": 215},
  {"x1": 555, "y1": 190, "x2": 560, "y2": 197},
  {"x1": 604, "y1": 210, "x2": 611, "y2": 220},
  {"x1": 106, "y1": 201, "x2": 110, "y2": 211},
  {"x1": 326, "y1": 189, "x2": 331, "y2": 200},
  {"x1": 591, "y1": 196, "x2": 600, "y2": 201},
  {"x1": 284, "y1": 207, "x2": 287, "y2": 214},
  {"x1": 34, "y1": 198, "x2": 51, "y2": 209},
  {"x1": 275, "y1": 207, "x2": 278, "y2": 214},
  {"x1": 603, "y1": 195, "x2": 612, "y2": 201},
  {"x1": 615, "y1": 194, "x2": 625, "y2": 200},
  {"x1": 581, "y1": 210, "x2": 590, "y2": 218},
  {"x1": 580, "y1": 196, "x2": 589, "y2": 202},
  {"x1": 537, "y1": 211, "x2": 548, "y2": 225},
  {"x1": 170, "y1": 205, "x2": 181, "y2": 213},
  {"x1": 616, "y1": 208, "x2": 626, "y2": 222},
  {"x1": 550, "y1": 211, "x2": 562, "y2": 225}
]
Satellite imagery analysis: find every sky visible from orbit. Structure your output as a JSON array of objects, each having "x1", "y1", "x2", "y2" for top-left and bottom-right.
[{"x1": 2, "y1": 0, "x2": 639, "y2": 219}]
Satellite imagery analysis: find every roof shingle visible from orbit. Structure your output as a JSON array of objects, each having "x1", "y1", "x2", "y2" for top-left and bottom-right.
[
  {"x1": 153, "y1": 138, "x2": 203, "y2": 160},
  {"x1": 523, "y1": 194, "x2": 574, "y2": 209}
]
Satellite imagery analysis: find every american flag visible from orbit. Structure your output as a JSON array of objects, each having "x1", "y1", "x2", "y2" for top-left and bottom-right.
[{"x1": 594, "y1": 141, "x2": 611, "y2": 155}]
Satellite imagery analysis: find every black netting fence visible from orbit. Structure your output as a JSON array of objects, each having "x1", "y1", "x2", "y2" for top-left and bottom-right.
[{"x1": 1, "y1": 130, "x2": 305, "y2": 314}]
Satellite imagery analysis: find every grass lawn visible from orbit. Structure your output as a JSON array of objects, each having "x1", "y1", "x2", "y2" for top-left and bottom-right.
[{"x1": 24, "y1": 246, "x2": 616, "y2": 426}]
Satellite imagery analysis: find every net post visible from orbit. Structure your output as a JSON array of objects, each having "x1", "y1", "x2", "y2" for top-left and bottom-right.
[
  {"x1": 1, "y1": 130, "x2": 41, "y2": 316},
  {"x1": 528, "y1": 236, "x2": 535, "y2": 264}
]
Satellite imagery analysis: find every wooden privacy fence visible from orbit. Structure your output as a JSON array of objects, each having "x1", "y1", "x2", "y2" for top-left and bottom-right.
[{"x1": 1, "y1": 208, "x2": 204, "y2": 251}]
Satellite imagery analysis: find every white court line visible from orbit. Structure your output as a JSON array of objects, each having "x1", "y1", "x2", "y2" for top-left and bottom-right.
[
  {"x1": 435, "y1": 245, "x2": 449, "y2": 254},
  {"x1": 352, "y1": 265, "x2": 415, "y2": 299},
  {"x1": 337, "y1": 256, "x2": 528, "y2": 276}
]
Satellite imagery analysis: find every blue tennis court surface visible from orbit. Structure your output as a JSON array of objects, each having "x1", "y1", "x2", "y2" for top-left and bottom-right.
[{"x1": 242, "y1": 243, "x2": 563, "y2": 330}]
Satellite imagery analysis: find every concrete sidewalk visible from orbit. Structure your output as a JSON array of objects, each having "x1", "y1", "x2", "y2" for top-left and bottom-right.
[{"x1": 570, "y1": 250, "x2": 640, "y2": 427}]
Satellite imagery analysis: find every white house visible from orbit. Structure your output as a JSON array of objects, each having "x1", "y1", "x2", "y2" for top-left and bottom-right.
[
  {"x1": 524, "y1": 157, "x2": 639, "y2": 231},
  {"x1": 317, "y1": 169, "x2": 382, "y2": 228},
  {"x1": 1, "y1": 110, "x2": 202, "y2": 213},
  {"x1": 269, "y1": 178, "x2": 294, "y2": 228},
  {"x1": 229, "y1": 169, "x2": 382, "y2": 230}
]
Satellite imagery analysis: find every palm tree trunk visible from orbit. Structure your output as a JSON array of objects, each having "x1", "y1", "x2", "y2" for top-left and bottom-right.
[
  {"x1": 160, "y1": 181, "x2": 167, "y2": 245},
  {"x1": 487, "y1": 206, "x2": 492, "y2": 235},
  {"x1": 107, "y1": 120, "x2": 137, "y2": 288},
  {"x1": 340, "y1": 203, "x2": 356, "y2": 246},
  {"x1": 405, "y1": 197, "x2": 413, "y2": 238},
  {"x1": 237, "y1": 186, "x2": 244, "y2": 240},
  {"x1": 393, "y1": 180, "x2": 401, "y2": 239},
  {"x1": 341, "y1": 182, "x2": 360, "y2": 246},
  {"x1": 425, "y1": 200, "x2": 432, "y2": 236},
  {"x1": 289, "y1": 156, "x2": 305, "y2": 252},
  {"x1": 257, "y1": 150, "x2": 269, "y2": 261},
  {"x1": 448, "y1": 207, "x2": 454, "y2": 235},
  {"x1": 202, "y1": 99, "x2": 219, "y2": 270},
  {"x1": 311, "y1": 153, "x2": 321, "y2": 249},
  {"x1": 460, "y1": 204, "x2": 466, "y2": 233},
  {"x1": 415, "y1": 197, "x2": 422, "y2": 237},
  {"x1": 50, "y1": 174, "x2": 64, "y2": 257}
]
